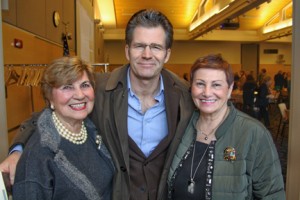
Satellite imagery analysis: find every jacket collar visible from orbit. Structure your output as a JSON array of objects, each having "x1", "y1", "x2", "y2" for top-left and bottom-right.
[
  {"x1": 37, "y1": 108, "x2": 103, "y2": 200},
  {"x1": 104, "y1": 64, "x2": 190, "y2": 160},
  {"x1": 191, "y1": 102, "x2": 237, "y2": 140},
  {"x1": 38, "y1": 108, "x2": 98, "y2": 151},
  {"x1": 105, "y1": 64, "x2": 129, "y2": 91},
  {"x1": 215, "y1": 102, "x2": 236, "y2": 139}
]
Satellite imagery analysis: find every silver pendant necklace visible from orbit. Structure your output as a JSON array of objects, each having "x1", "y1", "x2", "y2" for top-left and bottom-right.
[
  {"x1": 188, "y1": 141, "x2": 210, "y2": 194},
  {"x1": 200, "y1": 131, "x2": 210, "y2": 140},
  {"x1": 196, "y1": 107, "x2": 229, "y2": 141},
  {"x1": 196, "y1": 122, "x2": 219, "y2": 141}
]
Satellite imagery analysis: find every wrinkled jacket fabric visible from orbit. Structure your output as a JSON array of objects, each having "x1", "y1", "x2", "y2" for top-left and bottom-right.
[{"x1": 168, "y1": 103, "x2": 286, "y2": 200}]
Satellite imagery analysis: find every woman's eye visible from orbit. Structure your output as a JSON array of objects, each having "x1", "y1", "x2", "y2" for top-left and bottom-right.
[
  {"x1": 196, "y1": 82, "x2": 205, "y2": 86},
  {"x1": 81, "y1": 82, "x2": 91, "y2": 88},
  {"x1": 61, "y1": 85, "x2": 73, "y2": 90},
  {"x1": 213, "y1": 83, "x2": 222, "y2": 88}
]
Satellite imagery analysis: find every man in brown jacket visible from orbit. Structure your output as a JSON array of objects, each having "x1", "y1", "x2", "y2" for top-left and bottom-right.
[{"x1": 0, "y1": 9, "x2": 195, "y2": 200}]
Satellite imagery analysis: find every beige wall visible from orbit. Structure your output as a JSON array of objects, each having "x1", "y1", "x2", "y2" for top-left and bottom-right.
[
  {"x1": 170, "y1": 41, "x2": 241, "y2": 64},
  {"x1": 104, "y1": 40, "x2": 291, "y2": 66},
  {"x1": 104, "y1": 40, "x2": 242, "y2": 65},
  {"x1": 104, "y1": 40, "x2": 291, "y2": 79},
  {"x1": 260, "y1": 43, "x2": 292, "y2": 65}
]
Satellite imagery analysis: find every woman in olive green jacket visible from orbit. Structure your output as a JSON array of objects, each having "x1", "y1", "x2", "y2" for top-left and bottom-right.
[
  {"x1": 167, "y1": 54, "x2": 285, "y2": 199},
  {"x1": 168, "y1": 103, "x2": 285, "y2": 199}
]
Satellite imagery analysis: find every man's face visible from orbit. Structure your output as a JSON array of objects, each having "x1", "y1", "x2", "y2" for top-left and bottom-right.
[{"x1": 125, "y1": 26, "x2": 171, "y2": 82}]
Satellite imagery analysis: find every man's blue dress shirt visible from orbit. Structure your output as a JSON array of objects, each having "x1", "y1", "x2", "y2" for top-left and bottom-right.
[{"x1": 127, "y1": 68, "x2": 168, "y2": 157}]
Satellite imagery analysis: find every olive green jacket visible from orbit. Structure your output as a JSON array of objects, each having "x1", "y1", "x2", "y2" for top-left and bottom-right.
[{"x1": 168, "y1": 103, "x2": 286, "y2": 200}]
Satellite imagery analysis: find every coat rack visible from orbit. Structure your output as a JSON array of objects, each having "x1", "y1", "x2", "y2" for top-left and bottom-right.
[
  {"x1": 4, "y1": 64, "x2": 47, "y2": 87},
  {"x1": 4, "y1": 64, "x2": 48, "y2": 114},
  {"x1": 92, "y1": 63, "x2": 110, "y2": 73}
]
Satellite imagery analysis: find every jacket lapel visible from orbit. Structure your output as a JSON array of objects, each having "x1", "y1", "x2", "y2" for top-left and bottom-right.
[
  {"x1": 106, "y1": 65, "x2": 131, "y2": 171},
  {"x1": 147, "y1": 69, "x2": 185, "y2": 160},
  {"x1": 113, "y1": 87, "x2": 130, "y2": 169},
  {"x1": 163, "y1": 72, "x2": 180, "y2": 142}
]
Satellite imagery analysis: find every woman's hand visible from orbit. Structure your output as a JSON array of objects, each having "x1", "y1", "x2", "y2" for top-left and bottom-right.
[{"x1": 0, "y1": 151, "x2": 21, "y2": 185}]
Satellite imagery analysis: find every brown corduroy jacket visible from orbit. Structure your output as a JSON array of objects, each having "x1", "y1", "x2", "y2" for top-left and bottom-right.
[{"x1": 91, "y1": 64, "x2": 195, "y2": 200}]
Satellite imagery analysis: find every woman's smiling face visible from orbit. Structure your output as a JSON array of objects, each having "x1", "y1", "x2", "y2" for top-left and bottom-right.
[
  {"x1": 50, "y1": 71, "x2": 95, "y2": 126},
  {"x1": 191, "y1": 68, "x2": 233, "y2": 116}
]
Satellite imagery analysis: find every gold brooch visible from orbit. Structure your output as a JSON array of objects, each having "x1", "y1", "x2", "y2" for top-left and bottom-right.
[{"x1": 224, "y1": 147, "x2": 236, "y2": 161}]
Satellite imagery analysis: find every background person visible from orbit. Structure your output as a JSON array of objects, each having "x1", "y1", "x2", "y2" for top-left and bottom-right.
[
  {"x1": 257, "y1": 75, "x2": 273, "y2": 129},
  {"x1": 238, "y1": 70, "x2": 246, "y2": 90},
  {"x1": 0, "y1": 9, "x2": 195, "y2": 200},
  {"x1": 13, "y1": 56, "x2": 114, "y2": 200},
  {"x1": 257, "y1": 68, "x2": 267, "y2": 86},
  {"x1": 242, "y1": 74, "x2": 258, "y2": 117},
  {"x1": 167, "y1": 54, "x2": 285, "y2": 199},
  {"x1": 233, "y1": 72, "x2": 240, "y2": 90},
  {"x1": 274, "y1": 70, "x2": 285, "y2": 91}
]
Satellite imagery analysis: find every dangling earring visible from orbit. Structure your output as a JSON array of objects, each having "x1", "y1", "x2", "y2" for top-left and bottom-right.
[{"x1": 50, "y1": 104, "x2": 55, "y2": 110}]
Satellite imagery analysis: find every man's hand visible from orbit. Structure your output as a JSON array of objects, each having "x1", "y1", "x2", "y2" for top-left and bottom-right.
[{"x1": 0, "y1": 151, "x2": 21, "y2": 185}]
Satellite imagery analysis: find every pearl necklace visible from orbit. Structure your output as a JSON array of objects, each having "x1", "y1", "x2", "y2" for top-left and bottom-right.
[{"x1": 52, "y1": 111, "x2": 87, "y2": 145}]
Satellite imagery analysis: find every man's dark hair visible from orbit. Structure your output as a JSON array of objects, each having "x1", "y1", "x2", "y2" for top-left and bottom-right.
[{"x1": 125, "y1": 9, "x2": 174, "y2": 49}]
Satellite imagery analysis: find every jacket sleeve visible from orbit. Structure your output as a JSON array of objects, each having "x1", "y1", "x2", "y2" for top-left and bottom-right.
[
  {"x1": 9, "y1": 112, "x2": 41, "y2": 152},
  {"x1": 13, "y1": 144, "x2": 53, "y2": 200},
  {"x1": 252, "y1": 129, "x2": 286, "y2": 199}
]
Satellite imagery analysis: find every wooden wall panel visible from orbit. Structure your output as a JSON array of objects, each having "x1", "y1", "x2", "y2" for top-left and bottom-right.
[
  {"x1": 45, "y1": 0, "x2": 63, "y2": 44},
  {"x1": 5, "y1": 79, "x2": 33, "y2": 129},
  {"x1": 3, "y1": 0, "x2": 75, "y2": 49},
  {"x1": 16, "y1": 0, "x2": 46, "y2": 37},
  {"x1": 1, "y1": 0, "x2": 17, "y2": 25},
  {"x1": 3, "y1": 23, "x2": 66, "y2": 63}
]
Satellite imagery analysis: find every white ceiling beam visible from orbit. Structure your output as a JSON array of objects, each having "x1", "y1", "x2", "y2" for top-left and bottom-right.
[{"x1": 188, "y1": 0, "x2": 270, "y2": 40}]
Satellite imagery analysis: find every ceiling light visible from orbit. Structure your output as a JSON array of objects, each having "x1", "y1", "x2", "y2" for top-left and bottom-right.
[
  {"x1": 262, "y1": 19, "x2": 292, "y2": 34},
  {"x1": 97, "y1": 0, "x2": 116, "y2": 28},
  {"x1": 262, "y1": 1, "x2": 293, "y2": 34}
]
